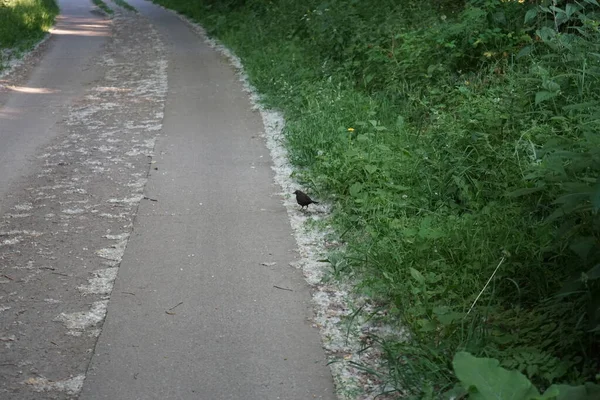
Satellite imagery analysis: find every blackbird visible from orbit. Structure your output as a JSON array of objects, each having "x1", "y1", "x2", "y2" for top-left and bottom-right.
[{"x1": 293, "y1": 190, "x2": 319, "y2": 209}]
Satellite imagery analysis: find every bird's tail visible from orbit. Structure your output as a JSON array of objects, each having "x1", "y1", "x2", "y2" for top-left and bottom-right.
[{"x1": 313, "y1": 201, "x2": 319, "y2": 204}]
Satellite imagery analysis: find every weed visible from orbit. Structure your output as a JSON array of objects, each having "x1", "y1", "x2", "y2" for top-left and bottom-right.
[
  {"x1": 0, "y1": 0, "x2": 58, "y2": 69},
  {"x1": 112, "y1": 0, "x2": 135, "y2": 13},
  {"x1": 92, "y1": 0, "x2": 113, "y2": 15}
]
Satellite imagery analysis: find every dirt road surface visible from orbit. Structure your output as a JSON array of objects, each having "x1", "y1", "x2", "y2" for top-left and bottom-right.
[{"x1": 0, "y1": 0, "x2": 335, "y2": 399}]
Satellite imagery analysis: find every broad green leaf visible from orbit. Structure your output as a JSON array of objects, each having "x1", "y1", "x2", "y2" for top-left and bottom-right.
[
  {"x1": 555, "y1": 12, "x2": 569, "y2": 26},
  {"x1": 382, "y1": 270, "x2": 394, "y2": 283},
  {"x1": 585, "y1": 264, "x2": 600, "y2": 281},
  {"x1": 417, "y1": 318, "x2": 436, "y2": 332},
  {"x1": 453, "y1": 352, "x2": 540, "y2": 400},
  {"x1": 537, "y1": 27, "x2": 557, "y2": 42},
  {"x1": 516, "y1": 45, "x2": 533, "y2": 59},
  {"x1": 442, "y1": 385, "x2": 469, "y2": 400},
  {"x1": 492, "y1": 11, "x2": 506, "y2": 25},
  {"x1": 546, "y1": 383, "x2": 600, "y2": 400},
  {"x1": 583, "y1": 0, "x2": 599, "y2": 6},
  {"x1": 536, "y1": 385, "x2": 560, "y2": 399},
  {"x1": 409, "y1": 267, "x2": 425, "y2": 285},
  {"x1": 565, "y1": 3, "x2": 581, "y2": 17},
  {"x1": 535, "y1": 90, "x2": 558, "y2": 105},
  {"x1": 524, "y1": 8, "x2": 537, "y2": 24},
  {"x1": 418, "y1": 217, "x2": 445, "y2": 239},
  {"x1": 349, "y1": 182, "x2": 363, "y2": 197},
  {"x1": 396, "y1": 115, "x2": 405, "y2": 129},
  {"x1": 437, "y1": 312, "x2": 463, "y2": 326},
  {"x1": 542, "y1": 80, "x2": 560, "y2": 92},
  {"x1": 364, "y1": 164, "x2": 377, "y2": 175},
  {"x1": 375, "y1": 144, "x2": 391, "y2": 152},
  {"x1": 430, "y1": 306, "x2": 465, "y2": 325}
]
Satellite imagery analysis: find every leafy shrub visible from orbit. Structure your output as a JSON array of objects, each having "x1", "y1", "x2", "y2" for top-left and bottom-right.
[
  {"x1": 152, "y1": 0, "x2": 600, "y2": 396},
  {"x1": 452, "y1": 351, "x2": 600, "y2": 400},
  {"x1": 0, "y1": 0, "x2": 58, "y2": 50}
]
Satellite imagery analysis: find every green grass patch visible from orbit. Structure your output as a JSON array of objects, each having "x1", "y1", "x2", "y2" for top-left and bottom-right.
[
  {"x1": 92, "y1": 0, "x2": 113, "y2": 15},
  {"x1": 0, "y1": 0, "x2": 59, "y2": 67},
  {"x1": 112, "y1": 0, "x2": 135, "y2": 13},
  {"x1": 152, "y1": 0, "x2": 600, "y2": 397}
]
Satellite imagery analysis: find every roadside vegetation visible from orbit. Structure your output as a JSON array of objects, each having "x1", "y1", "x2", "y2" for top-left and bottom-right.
[
  {"x1": 112, "y1": 0, "x2": 135, "y2": 13},
  {"x1": 0, "y1": 0, "x2": 58, "y2": 69},
  {"x1": 153, "y1": 0, "x2": 599, "y2": 398},
  {"x1": 92, "y1": 0, "x2": 113, "y2": 15}
]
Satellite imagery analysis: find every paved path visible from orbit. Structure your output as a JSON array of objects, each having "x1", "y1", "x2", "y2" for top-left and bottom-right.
[
  {"x1": 0, "y1": 1, "x2": 110, "y2": 204},
  {"x1": 80, "y1": 1, "x2": 334, "y2": 399},
  {"x1": 0, "y1": 0, "x2": 334, "y2": 399}
]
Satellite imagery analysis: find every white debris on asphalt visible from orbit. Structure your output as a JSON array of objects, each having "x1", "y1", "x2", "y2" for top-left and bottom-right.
[
  {"x1": 54, "y1": 300, "x2": 109, "y2": 333},
  {"x1": 78, "y1": 268, "x2": 119, "y2": 295},
  {"x1": 24, "y1": 374, "x2": 85, "y2": 395}
]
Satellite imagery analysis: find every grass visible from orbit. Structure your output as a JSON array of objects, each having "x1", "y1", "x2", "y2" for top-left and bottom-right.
[
  {"x1": 92, "y1": 0, "x2": 113, "y2": 15},
  {"x1": 0, "y1": 0, "x2": 58, "y2": 69},
  {"x1": 112, "y1": 0, "x2": 136, "y2": 13},
  {"x1": 151, "y1": 0, "x2": 600, "y2": 397}
]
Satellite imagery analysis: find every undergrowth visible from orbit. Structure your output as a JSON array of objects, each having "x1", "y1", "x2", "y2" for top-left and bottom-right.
[
  {"x1": 152, "y1": 0, "x2": 600, "y2": 397},
  {"x1": 112, "y1": 0, "x2": 135, "y2": 13},
  {"x1": 0, "y1": 0, "x2": 58, "y2": 68},
  {"x1": 92, "y1": 0, "x2": 113, "y2": 15}
]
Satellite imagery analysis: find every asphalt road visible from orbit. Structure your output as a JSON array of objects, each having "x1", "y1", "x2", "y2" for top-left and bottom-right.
[
  {"x1": 0, "y1": 1, "x2": 335, "y2": 399},
  {"x1": 0, "y1": 1, "x2": 110, "y2": 205}
]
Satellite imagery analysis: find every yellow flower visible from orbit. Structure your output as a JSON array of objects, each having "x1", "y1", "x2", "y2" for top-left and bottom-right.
[{"x1": 347, "y1": 127, "x2": 355, "y2": 132}]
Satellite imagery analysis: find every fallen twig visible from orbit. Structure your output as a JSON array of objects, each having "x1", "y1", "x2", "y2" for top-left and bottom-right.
[
  {"x1": 466, "y1": 257, "x2": 505, "y2": 316},
  {"x1": 273, "y1": 285, "x2": 293, "y2": 292},
  {"x1": 168, "y1": 301, "x2": 183, "y2": 311}
]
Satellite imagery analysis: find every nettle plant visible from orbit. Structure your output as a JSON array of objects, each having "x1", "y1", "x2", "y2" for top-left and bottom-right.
[
  {"x1": 450, "y1": 352, "x2": 600, "y2": 400},
  {"x1": 513, "y1": 0, "x2": 600, "y2": 333}
]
